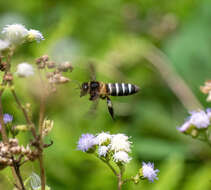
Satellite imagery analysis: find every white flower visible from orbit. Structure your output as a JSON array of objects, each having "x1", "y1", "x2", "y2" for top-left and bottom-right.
[
  {"x1": 110, "y1": 134, "x2": 131, "y2": 152},
  {"x1": 98, "y1": 146, "x2": 108, "y2": 157},
  {"x1": 189, "y1": 110, "x2": 210, "y2": 129},
  {"x1": 113, "y1": 151, "x2": 131, "y2": 164},
  {"x1": 0, "y1": 39, "x2": 10, "y2": 51},
  {"x1": 96, "y1": 132, "x2": 112, "y2": 145},
  {"x1": 16, "y1": 63, "x2": 34, "y2": 77},
  {"x1": 27, "y1": 29, "x2": 44, "y2": 43},
  {"x1": 142, "y1": 162, "x2": 159, "y2": 182},
  {"x1": 2, "y1": 24, "x2": 28, "y2": 44}
]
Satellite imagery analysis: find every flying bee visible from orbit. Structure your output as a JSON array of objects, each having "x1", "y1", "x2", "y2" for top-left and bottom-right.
[{"x1": 80, "y1": 63, "x2": 140, "y2": 119}]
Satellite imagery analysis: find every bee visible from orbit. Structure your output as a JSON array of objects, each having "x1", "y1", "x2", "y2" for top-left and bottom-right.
[{"x1": 80, "y1": 63, "x2": 140, "y2": 119}]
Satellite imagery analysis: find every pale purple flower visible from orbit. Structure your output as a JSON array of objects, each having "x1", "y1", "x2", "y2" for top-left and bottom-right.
[
  {"x1": 177, "y1": 121, "x2": 191, "y2": 132},
  {"x1": 206, "y1": 108, "x2": 211, "y2": 119},
  {"x1": 77, "y1": 134, "x2": 96, "y2": 152},
  {"x1": 3, "y1": 114, "x2": 13, "y2": 123},
  {"x1": 142, "y1": 162, "x2": 159, "y2": 182},
  {"x1": 0, "y1": 114, "x2": 13, "y2": 130},
  {"x1": 178, "y1": 110, "x2": 211, "y2": 132},
  {"x1": 189, "y1": 110, "x2": 210, "y2": 129}
]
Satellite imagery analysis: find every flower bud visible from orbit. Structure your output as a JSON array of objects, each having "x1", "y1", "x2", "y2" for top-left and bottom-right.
[
  {"x1": 42, "y1": 119, "x2": 54, "y2": 137},
  {"x1": 15, "y1": 125, "x2": 28, "y2": 131},
  {"x1": 42, "y1": 55, "x2": 49, "y2": 62},
  {"x1": 46, "y1": 61, "x2": 56, "y2": 69}
]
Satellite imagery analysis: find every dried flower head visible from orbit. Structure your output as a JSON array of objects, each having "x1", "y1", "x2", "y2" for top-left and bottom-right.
[
  {"x1": 16, "y1": 62, "x2": 34, "y2": 77},
  {"x1": 2, "y1": 24, "x2": 28, "y2": 44},
  {"x1": 141, "y1": 162, "x2": 159, "y2": 182},
  {"x1": 200, "y1": 80, "x2": 211, "y2": 101},
  {"x1": 42, "y1": 119, "x2": 54, "y2": 137}
]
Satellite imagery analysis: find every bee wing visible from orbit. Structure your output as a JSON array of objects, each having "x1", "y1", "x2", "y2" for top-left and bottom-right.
[
  {"x1": 89, "y1": 61, "x2": 97, "y2": 81},
  {"x1": 87, "y1": 99, "x2": 99, "y2": 117}
]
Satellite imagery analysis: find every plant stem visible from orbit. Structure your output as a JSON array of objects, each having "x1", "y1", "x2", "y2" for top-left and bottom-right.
[
  {"x1": 38, "y1": 70, "x2": 47, "y2": 190},
  {"x1": 0, "y1": 89, "x2": 23, "y2": 189},
  {"x1": 38, "y1": 154, "x2": 46, "y2": 190},
  {"x1": 117, "y1": 165, "x2": 124, "y2": 190},
  {"x1": 98, "y1": 157, "x2": 118, "y2": 177},
  {"x1": 12, "y1": 158, "x2": 25, "y2": 190},
  {"x1": 10, "y1": 88, "x2": 37, "y2": 138}
]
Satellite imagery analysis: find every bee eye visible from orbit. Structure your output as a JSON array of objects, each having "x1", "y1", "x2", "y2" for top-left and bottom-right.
[{"x1": 82, "y1": 83, "x2": 88, "y2": 90}]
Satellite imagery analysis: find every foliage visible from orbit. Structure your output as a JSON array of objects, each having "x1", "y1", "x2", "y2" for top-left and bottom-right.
[{"x1": 0, "y1": 0, "x2": 211, "y2": 189}]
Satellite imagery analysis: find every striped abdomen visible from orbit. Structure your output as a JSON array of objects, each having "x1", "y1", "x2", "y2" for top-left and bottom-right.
[{"x1": 106, "y1": 83, "x2": 140, "y2": 96}]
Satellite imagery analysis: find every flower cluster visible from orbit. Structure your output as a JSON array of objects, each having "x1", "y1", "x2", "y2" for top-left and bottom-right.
[
  {"x1": 177, "y1": 109, "x2": 211, "y2": 143},
  {"x1": 77, "y1": 132, "x2": 159, "y2": 184},
  {"x1": 178, "y1": 109, "x2": 211, "y2": 132},
  {"x1": 1, "y1": 23, "x2": 44, "y2": 47},
  {"x1": 78, "y1": 132, "x2": 132, "y2": 164},
  {"x1": 0, "y1": 138, "x2": 39, "y2": 169},
  {"x1": 35, "y1": 55, "x2": 73, "y2": 92}
]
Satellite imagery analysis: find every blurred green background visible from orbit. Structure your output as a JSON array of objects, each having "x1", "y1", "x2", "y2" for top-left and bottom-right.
[{"x1": 1, "y1": 0, "x2": 211, "y2": 189}]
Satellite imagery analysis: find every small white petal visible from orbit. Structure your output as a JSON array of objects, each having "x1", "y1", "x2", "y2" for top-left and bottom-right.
[
  {"x1": 177, "y1": 121, "x2": 191, "y2": 132},
  {"x1": 113, "y1": 151, "x2": 131, "y2": 164},
  {"x1": 142, "y1": 162, "x2": 159, "y2": 182},
  {"x1": 28, "y1": 29, "x2": 44, "y2": 43},
  {"x1": 2, "y1": 24, "x2": 28, "y2": 44},
  {"x1": 189, "y1": 110, "x2": 210, "y2": 129},
  {"x1": 110, "y1": 134, "x2": 131, "y2": 152},
  {"x1": 0, "y1": 39, "x2": 10, "y2": 51},
  {"x1": 96, "y1": 132, "x2": 112, "y2": 145},
  {"x1": 98, "y1": 146, "x2": 108, "y2": 157},
  {"x1": 16, "y1": 63, "x2": 34, "y2": 77}
]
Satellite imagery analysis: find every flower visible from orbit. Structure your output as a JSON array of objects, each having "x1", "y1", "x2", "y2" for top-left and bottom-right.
[
  {"x1": 96, "y1": 132, "x2": 112, "y2": 145},
  {"x1": 3, "y1": 114, "x2": 13, "y2": 123},
  {"x1": 27, "y1": 29, "x2": 44, "y2": 43},
  {"x1": 98, "y1": 146, "x2": 108, "y2": 157},
  {"x1": 177, "y1": 121, "x2": 191, "y2": 132},
  {"x1": 0, "y1": 39, "x2": 10, "y2": 51},
  {"x1": 110, "y1": 134, "x2": 131, "y2": 152},
  {"x1": 16, "y1": 63, "x2": 34, "y2": 77},
  {"x1": 2, "y1": 24, "x2": 28, "y2": 44},
  {"x1": 113, "y1": 151, "x2": 131, "y2": 164},
  {"x1": 189, "y1": 110, "x2": 210, "y2": 129},
  {"x1": 0, "y1": 114, "x2": 13, "y2": 130},
  {"x1": 141, "y1": 162, "x2": 159, "y2": 182},
  {"x1": 77, "y1": 134, "x2": 96, "y2": 152}
]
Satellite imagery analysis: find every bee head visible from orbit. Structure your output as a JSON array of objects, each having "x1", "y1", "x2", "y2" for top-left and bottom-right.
[{"x1": 80, "y1": 82, "x2": 89, "y2": 97}]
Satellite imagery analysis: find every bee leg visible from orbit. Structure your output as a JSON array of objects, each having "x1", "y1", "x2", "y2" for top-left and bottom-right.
[
  {"x1": 106, "y1": 96, "x2": 114, "y2": 120},
  {"x1": 89, "y1": 93, "x2": 99, "y2": 101}
]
